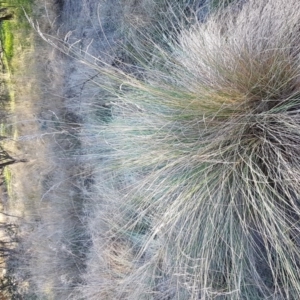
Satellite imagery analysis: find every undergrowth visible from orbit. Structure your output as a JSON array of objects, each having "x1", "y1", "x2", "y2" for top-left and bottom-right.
[
  {"x1": 66, "y1": 0, "x2": 300, "y2": 299},
  {"x1": 11, "y1": 0, "x2": 300, "y2": 299}
]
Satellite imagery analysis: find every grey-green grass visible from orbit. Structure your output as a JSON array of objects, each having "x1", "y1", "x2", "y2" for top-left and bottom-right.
[
  {"x1": 21, "y1": 0, "x2": 300, "y2": 298},
  {"x1": 69, "y1": 0, "x2": 300, "y2": 299}
]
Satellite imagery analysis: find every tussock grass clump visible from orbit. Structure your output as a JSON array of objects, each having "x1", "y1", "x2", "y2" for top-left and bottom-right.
[{"x1": 74, "y1": 0, "x2": 300, "y2": 299}]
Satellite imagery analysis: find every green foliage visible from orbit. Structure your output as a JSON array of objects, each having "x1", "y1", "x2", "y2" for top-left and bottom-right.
[
  {"x1": 0, "y1": 0, "x2": 33, "y2": 68},
  {"x1": 0, "y1": 22, "x2": 13, "y2": 62}
]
